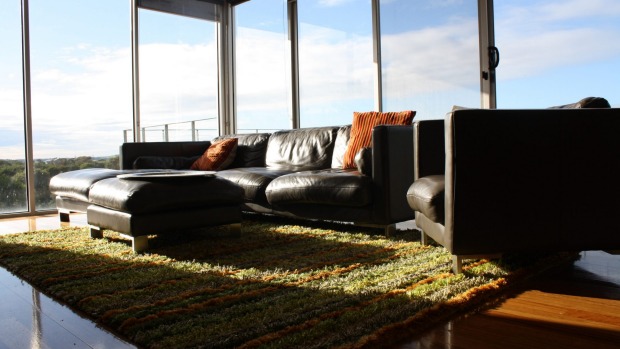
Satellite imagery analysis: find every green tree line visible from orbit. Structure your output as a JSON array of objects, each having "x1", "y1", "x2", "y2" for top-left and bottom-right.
[{"x1": 0, "y1": 156, "x2": 119, "y2": 213}]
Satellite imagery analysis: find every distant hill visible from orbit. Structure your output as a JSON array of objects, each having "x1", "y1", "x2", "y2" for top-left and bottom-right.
[{"x1": 0, "y1": 155, "x2": 119, "y2": 214}]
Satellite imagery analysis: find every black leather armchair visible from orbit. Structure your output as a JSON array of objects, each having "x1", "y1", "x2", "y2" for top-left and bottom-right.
[{"x1": 408, "y1": 107, "x2": 620, "y2": 273}]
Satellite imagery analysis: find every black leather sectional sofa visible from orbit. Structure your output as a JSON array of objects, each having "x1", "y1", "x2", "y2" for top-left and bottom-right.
[{"x1": 52, "y1": 124, "x2": 414, "y2": 235}]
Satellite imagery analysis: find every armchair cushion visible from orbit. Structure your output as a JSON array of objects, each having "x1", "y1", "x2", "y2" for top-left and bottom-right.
[{"x1": 407, "y1": 175, "x2": 445, "y2": 224}]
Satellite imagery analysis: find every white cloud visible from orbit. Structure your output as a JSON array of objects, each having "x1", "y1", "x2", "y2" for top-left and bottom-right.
[
  {"x1": 495, "y1": 0, "x2": 620, "y2": 80},
  {"x1": 2, "y1": 0, "x2": 619, "y2": 158},
  {"x1": 318, "y1": 0, "x2": 357, "y2": 8}
]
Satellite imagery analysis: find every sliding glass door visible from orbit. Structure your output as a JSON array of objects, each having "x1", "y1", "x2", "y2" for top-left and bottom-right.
[
  {"x1": 379, "y1": 0, "x2": 481, "y2": 119},
  {"x1": 494, "y1": 0, "x2": 620, "y2": 108},
  {"x1": 234, "y1": 0, "x2": 290, "y2": 133},
  {"x1": 137, "y1": 2, "x2": 221, "y2": 142},
  {"x1": 297, "y1": 0, "x2": 375, "y2": 127},
  {"x1": 0, "y1": 0, "x2": 28, "y2": 214}
]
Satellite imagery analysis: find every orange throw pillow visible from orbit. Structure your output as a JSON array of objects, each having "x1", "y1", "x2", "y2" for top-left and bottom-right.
[
  {"x1": 342, "y1": 110, "x2": 415, "y2": 169},
  {"x1": 190, "y1": 138, "x2": 238, "y2": 171}
]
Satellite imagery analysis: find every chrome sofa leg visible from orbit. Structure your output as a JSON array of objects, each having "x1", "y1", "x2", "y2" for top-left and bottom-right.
[
  {"x1": 384, "y1": 224, "x2": 396, "y2": 237},
  {"x1": 131, "y1": 236, "x2": 149, "y2": 253},
  {"x1": 89, "y1": 226, "x2": 103, "y2": 239},
  {"x1": 59, "y1": 210, "x2": 71, "y2": 223},
  {"x1": 452, "y1": 255, "x2": 463, "y2": 274},
  {"x1": 451, "y1": 253, "x2": 502, "y2": 274},
  {"x1": 420, "y1": 230, "x2": 429, "y2": 245}
]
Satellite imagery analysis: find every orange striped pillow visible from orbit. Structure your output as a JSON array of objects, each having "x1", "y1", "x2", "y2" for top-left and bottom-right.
[{"x1": 342, "y1": 111, "x2": 415, "y2": 169}]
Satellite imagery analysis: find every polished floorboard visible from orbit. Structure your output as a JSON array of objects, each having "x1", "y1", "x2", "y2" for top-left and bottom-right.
[{"x1": 0, "y1": 214, "x2": 618, "y2": 348}]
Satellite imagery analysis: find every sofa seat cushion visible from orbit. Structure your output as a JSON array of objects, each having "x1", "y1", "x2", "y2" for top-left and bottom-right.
[
  {"x1": 88, "y1": 176, "x2": 243, "y2": 214},
  {"x1": 265, "y1": 169, "x2": 372, "y2": 207},
  {"x1": 49, "y1": 168, "x2": 134, "y2": 202},
  {"x1": 407, "y1": 175, "x2": 445, "y2": 223},
  {"x1": 216, "y1": 167, "x2": 295, "y2": 204}
]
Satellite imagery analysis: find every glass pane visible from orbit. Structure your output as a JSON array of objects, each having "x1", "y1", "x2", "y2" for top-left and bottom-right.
[
  {"x1": 235, "y1": 0, "x2": 290, "y2": 133},
  {"x1": 380, "y1": 0, "x2": 480, "y2": 119},
  {"x1": 29, "y1": 0, "x2": 131, "y2": 211},
  {"x1": 0, "y1": 0, "x2": 28, "y2": 214},
  {"x1": 138, "y1": 9, "x2": 220, "y2": 142},
  {"x1": 495, "y1": 1, "x2": 620, "y2": 108},
  {"x1": 298, "y1": 0, "x2": 374, "y2": 127}
]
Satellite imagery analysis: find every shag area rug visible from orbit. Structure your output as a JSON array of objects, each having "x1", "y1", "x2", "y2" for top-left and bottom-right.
[{"x1": 0, "y1": 219, "x2": 574, "y2": 349}]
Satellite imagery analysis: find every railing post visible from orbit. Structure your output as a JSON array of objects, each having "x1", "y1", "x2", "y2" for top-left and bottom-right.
[
  {"x1": 191, "y1": 121, "x2": 196, "y2": 141},
  {"x1": 141, "y1": 128, "x2": 146, "y2": 142},
  {"x1": 164, "y1": 124, "x2": 169, "y2": 142}
]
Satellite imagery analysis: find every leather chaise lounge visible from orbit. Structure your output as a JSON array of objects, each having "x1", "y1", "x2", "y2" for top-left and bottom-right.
[
  {"x1": 407, "y1": 106, "x2": 620, "y2": 273},
  {"x1": 50, "y1": 124, "x2": 414, "y2": 249}
]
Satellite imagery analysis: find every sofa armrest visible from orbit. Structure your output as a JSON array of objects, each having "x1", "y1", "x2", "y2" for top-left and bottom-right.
[
  {"x1": 370, "y1": 125, "x2": 414, "y2": 224},
  {"x1": 413, "y1": 119, "x2": 445, "y2": 180},
  {"x1": 119, "y1": 141, "x2": 211, "y2": 170}
]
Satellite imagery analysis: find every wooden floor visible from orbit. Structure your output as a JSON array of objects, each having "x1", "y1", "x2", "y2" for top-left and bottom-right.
[{"x1": 0, "y1": 214, "x2": 619, "y2": 349}]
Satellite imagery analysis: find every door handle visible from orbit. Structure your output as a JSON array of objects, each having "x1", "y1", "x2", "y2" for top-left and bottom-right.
[{"x1": 489, "y1": 45, "x2": 500, "y2": 69}]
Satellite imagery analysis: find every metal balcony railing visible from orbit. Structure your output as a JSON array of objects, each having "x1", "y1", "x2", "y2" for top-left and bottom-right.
[
  {"x1": 123, "y1": 118, "x2": 216, "y2": 142},
  {"x1": 123, "y1": 118, "x2": 281, "y2": 142}
]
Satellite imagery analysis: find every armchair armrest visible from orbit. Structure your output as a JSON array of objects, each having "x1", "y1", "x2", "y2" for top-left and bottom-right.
[
  {"x1": 119, "y1": 141, "x2": 211, "y2": 170},
  {"x1": 370, "y1": 125, "x2": 414, "y2": 224},
  {"x1": 413, "y1": 119, "x2": 445, "y2": 180}
]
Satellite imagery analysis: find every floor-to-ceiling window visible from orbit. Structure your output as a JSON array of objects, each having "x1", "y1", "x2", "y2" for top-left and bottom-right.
[
  {"x1": 137, "y1": 4, "x2": 220, "y2": 142},
  {"x1": 234, "y1": 0, "x2": 290, "y2": 132},
  {"x1": 28, "y1": 0, "x2": 131, "y2": 211},
  {"x1": 297, "y1": 0, "x2": 375, "y2": 127},
  {"x1": 380, "y1": 0, "x2": 481, "y2": 120},
  {"x1": 494, "y1": 0, "x2": 620, "y2": 108},
  {"x1": 0, "y1": 0, "x2": 28, "y2": 214}
]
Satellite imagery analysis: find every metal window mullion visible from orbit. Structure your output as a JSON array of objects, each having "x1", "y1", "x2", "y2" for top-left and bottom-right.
[
  {"x1": 371, "y1": 0, "x2": 382, "y2": 112},
  {"x1": 287, "y1": 0, "x2": 300, "y2": 129},
  {"x1": 478, "y1": 0, "x2": 496, "y2": 109},
  {"x1": 218, "y1": 2, "x2": 235, "y2": 136},
  {"x1": 131, "y1": 0, "x2": 141, "y2": 142},
  {"x1": 21, "y1": 0, "x2": 36, "y2": 213},
  {"x1": 228, "y1": 6, "x2": 237, "y2": 134}
]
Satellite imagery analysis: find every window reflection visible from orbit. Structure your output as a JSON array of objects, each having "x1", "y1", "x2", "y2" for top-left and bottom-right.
[
  {"x1": 235, "y1": 0, "x2": 291, "y2": 132},
  {"x1": 298, "y1": 0, "x2": 374, "y2": 127},
  {"x1": 380, "y1": 0, "x2": 480, "y2": 119},
  {"x1": 494, "y1": 0, "x2": 620, "y2": 108},
  {"x1": 0, "y1": 0, "x2": 28, "y2": 214}
]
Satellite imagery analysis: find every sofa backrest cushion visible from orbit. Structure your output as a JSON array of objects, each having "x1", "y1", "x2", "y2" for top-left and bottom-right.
[
  {"x1": 213, "y1": 133, "x2": 271, "y2": 168},
  {"x1": 331, "y1": 125, "x2": 351, "y2": 168},
  {"x1": 550, "y1": 96, "x2": 611, "y2": 109},
  {"x1": 265, "y1": 126, "x2": 339, "y2": 171}
]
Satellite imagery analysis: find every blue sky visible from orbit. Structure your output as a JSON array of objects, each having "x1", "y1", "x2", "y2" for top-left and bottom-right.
[{"x1": 1, "y1": 0, "x2": 619, "y2": 160}]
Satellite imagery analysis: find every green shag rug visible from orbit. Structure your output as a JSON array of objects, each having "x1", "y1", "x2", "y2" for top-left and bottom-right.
[{"x1": 0, "y1": 219, "x2": 574, "y2": 349}]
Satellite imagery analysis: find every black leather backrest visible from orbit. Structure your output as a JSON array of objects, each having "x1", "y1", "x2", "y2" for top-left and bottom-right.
[
  {"x1": 265, "y1": 126, "x2": 340, "y2": 171},
  {"x1": 213, "y1": 133, "x2": 271, "y2": 168},
  {"x1": 120, "y1": 141, "x2": 211, "y2": 170},
  {"x1": 445, "y1": 108, "x2": 620, "y2": 253}
]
